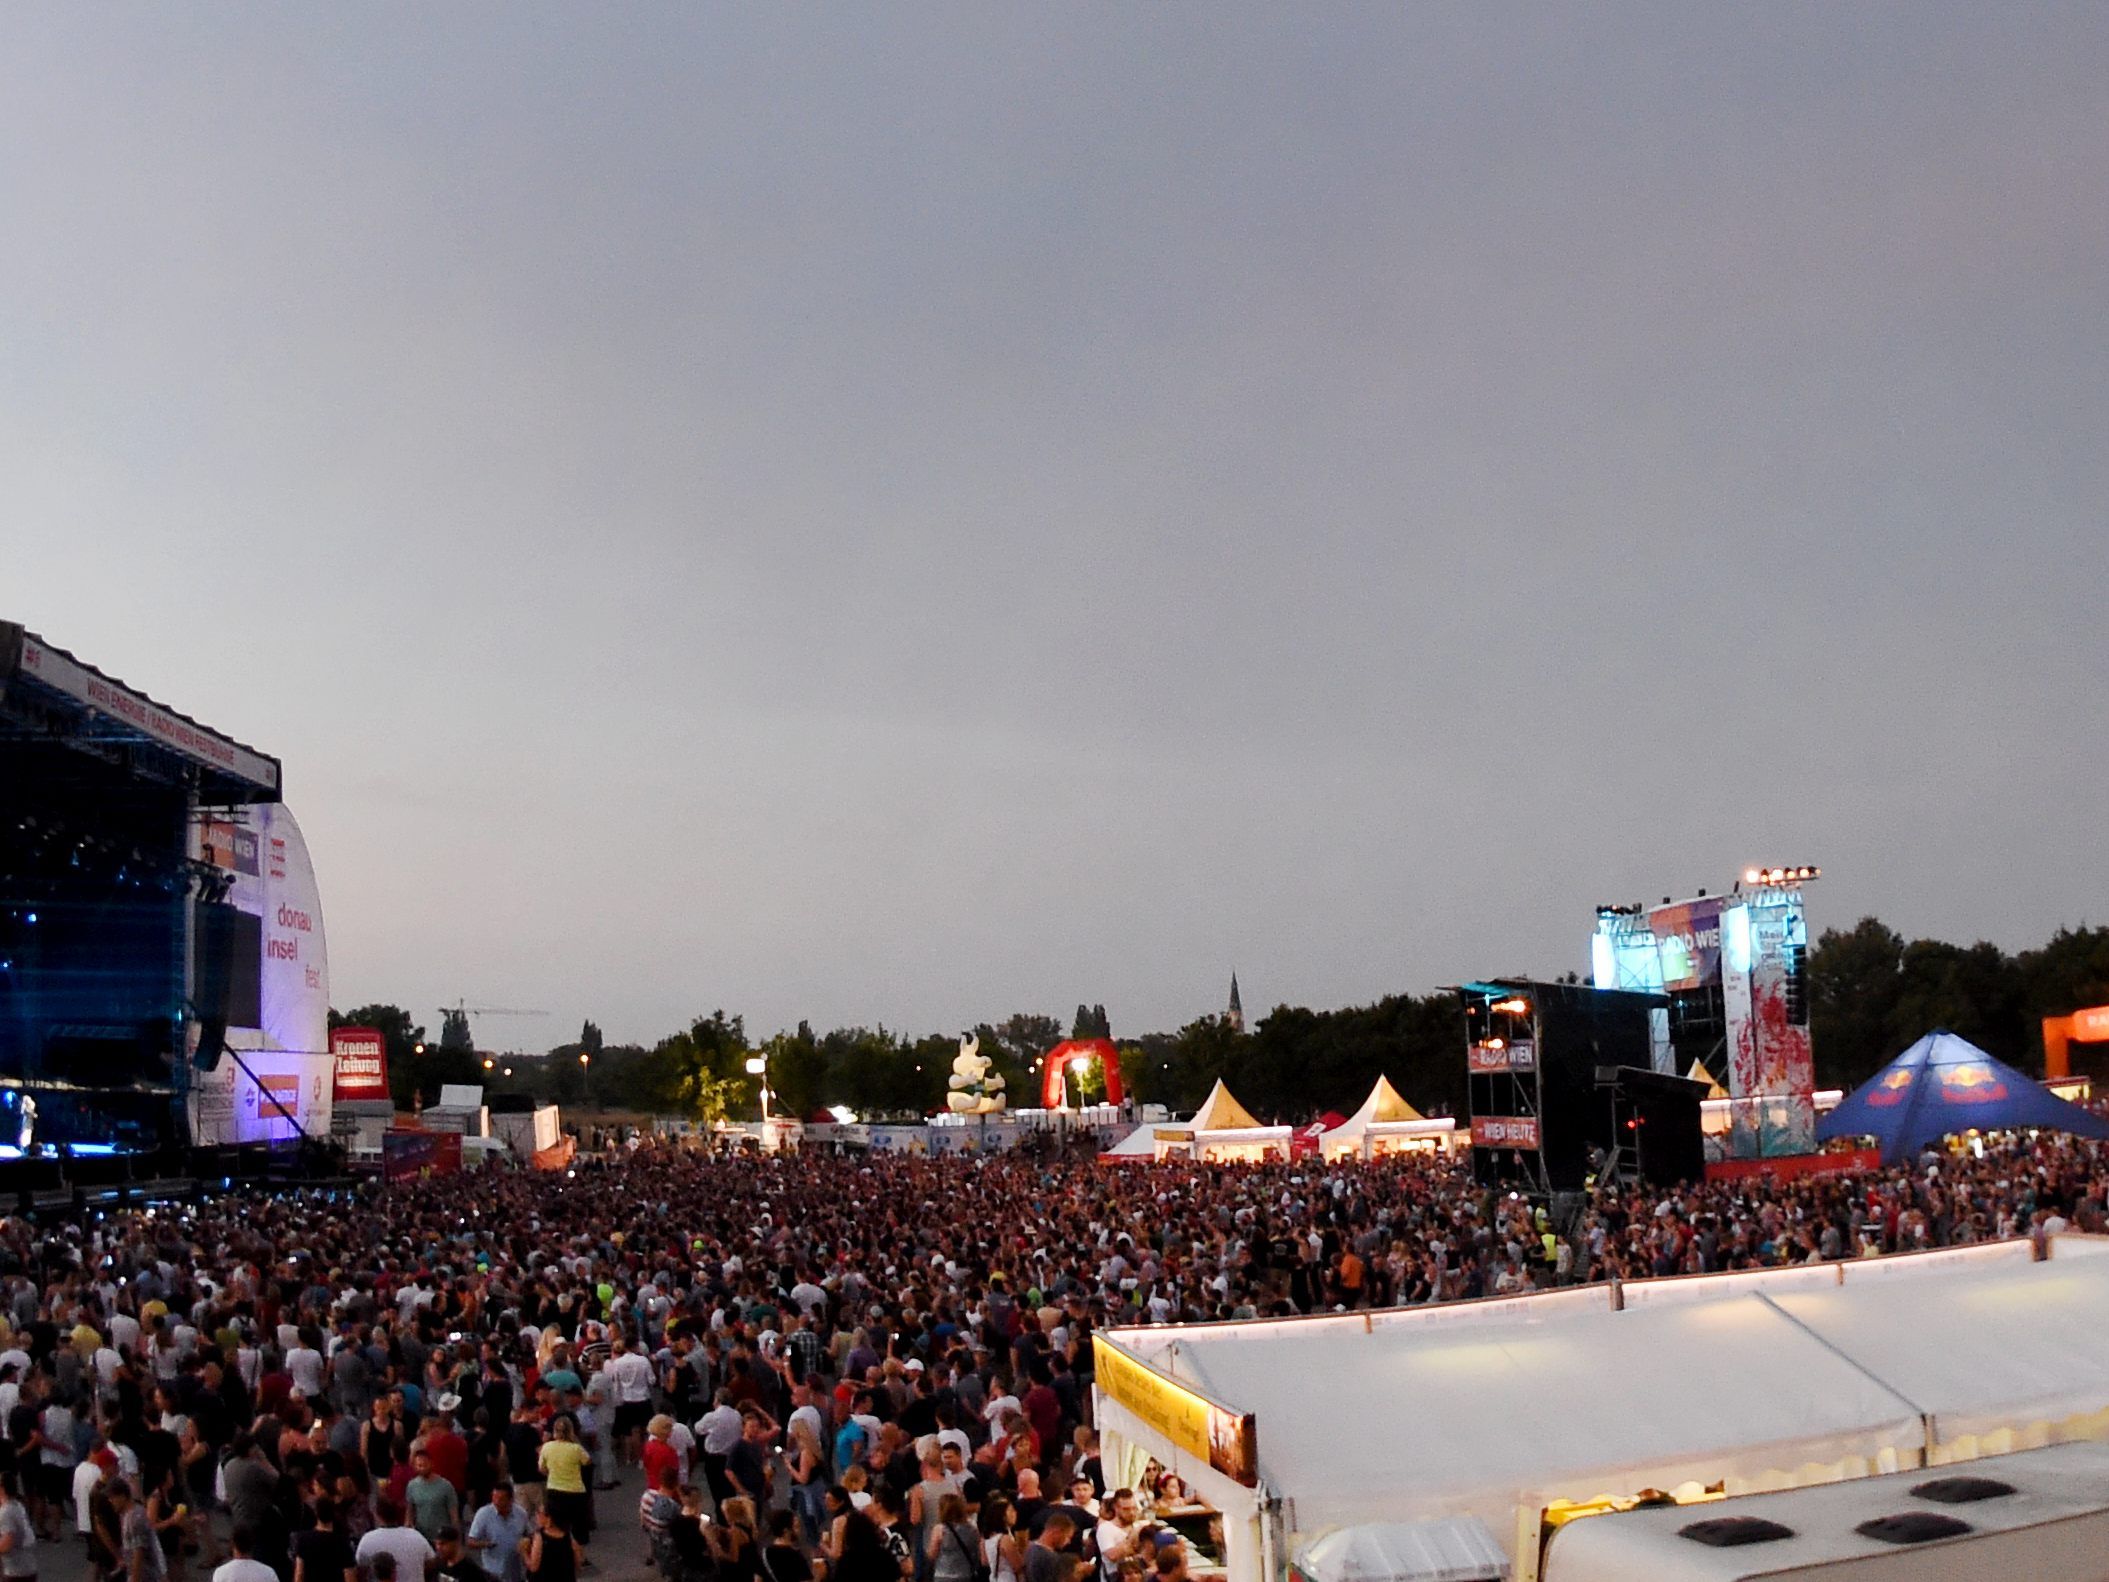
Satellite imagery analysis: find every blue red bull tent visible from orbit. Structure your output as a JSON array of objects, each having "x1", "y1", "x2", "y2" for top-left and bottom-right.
[{"x1": 1818, "y1": 1030, "x2": 2109, "y2": 1163}]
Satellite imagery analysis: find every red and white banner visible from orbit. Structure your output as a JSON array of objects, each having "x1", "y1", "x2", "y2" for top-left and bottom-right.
[
  {"x1": 1467, "y1": 1040, "x2": 1536, "y2": 1074},
  {"x1": 331, "y1": 1026, "x2": 391, "y2": 1102},
  {"x1": 1471, "y1": 1114, "x2": 1541, "y2": 1150}
]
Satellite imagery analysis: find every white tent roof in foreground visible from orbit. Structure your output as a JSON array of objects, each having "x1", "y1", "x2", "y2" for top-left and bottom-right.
[
  {"x1": 1098, "y1": 1238, "x2": 2109, "y2": 1572},
  {"x1": 1118, "y1": 1284, "x2": 1923, "y2": 1535}
]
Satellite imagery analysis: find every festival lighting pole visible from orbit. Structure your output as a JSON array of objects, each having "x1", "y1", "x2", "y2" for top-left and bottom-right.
[{"x1": 745, "y1": 1054, "x2": 772, "y2": 1134}]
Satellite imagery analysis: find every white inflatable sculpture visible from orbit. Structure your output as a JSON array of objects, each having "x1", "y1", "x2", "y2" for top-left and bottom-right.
[{"x1": 944, "y1": 1033, "x2": 1008, "y2": 1115}]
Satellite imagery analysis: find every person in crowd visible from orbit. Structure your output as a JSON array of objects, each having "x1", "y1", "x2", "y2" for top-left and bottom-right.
[
  {"x1": 830, "y1": 1512, "x2": 899, "y2": 1582},
  {"x1": 465, "y1": 1485, "x2": 529, "y2": 1582},
  {"x1": 534, "y1": 1420, "x2": 591, "y2": 1551},
  {"x1": 291, "y1": 1499, "x2": 356, "y2": 1582},
  {"x1": 0, "y1": 1127, "x2": 2091, "y2": 1582},
  {"x1": 763, "y1": 1509, "x2": 817, "y2": 1582},
  {"x1": 432, "y1": 1527, "x2": 480, "y2": 1582},
  {"x1": 110, "y1": 1482, "x2": 166, "y2": 1582},
  {"x1": 663, "y1": 1488, "x2": 713, "y2": 1582},
  {"x1": 521, "y1": 1505, "x2": 577, "y2": 1582},
  {"x1": 1023, "y1": 1515, "x2": 1073, "y2": 1582},
  {"x1": 979, "y1": 1496, "x2": 1023, "y2": 1582},
  {"x1": 404, "y1": 1451, "x2": 460, "y2": 1545},
  {"x1": 212, "y1": 1525, "x2": 278, "y2": 1582},
  {"x1": 925, "y1": 1495, "x2": 981, "y2": 1582},
  {"x1": 0, "y1": 1471, "x2": 36, "y2": 1582},
  {"x1": 354, "y1": 1500, "x2": 433, "y2": 1582},
  {"x1": 711, "y1": 1497, "x2": 763, "y2": 1582}
]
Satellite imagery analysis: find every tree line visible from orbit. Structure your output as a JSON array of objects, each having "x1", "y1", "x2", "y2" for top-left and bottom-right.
[{"x1": 333, "y1": 920, "x2": 2109, "y2": 1122}]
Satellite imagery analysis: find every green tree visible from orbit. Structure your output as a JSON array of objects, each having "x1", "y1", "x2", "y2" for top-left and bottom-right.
[
  {"x1": 761, "y1": 1023, "x2": 828, "y2": 1122},
  {"x1": 1163, "y1": 1013, "x2": 1246, "y2": 1110},
  {"x1": 974, "y1": 1013, "x2": 1062, "y2": 1106},
  {"x1": 1070, "y1": 1004, "x2": 1112, "y2": 1040},
  {"x1": 2020, "y1": 927, "x2": 2109, "y2": 1035},
  {"x1": 439, "y1": 1007, "x2": 475, "y2": 1052},
  {"x1": 1888, "y1": 938, "x2": 2028, "y2": 1067},
  {"x1": 635, "y1": 1010, "x2": 753, "y2": 1124},
  {"x1": 903, "y1": 1032, "x2": 961, "y2": 1116},
  {"x1": 1809, "y1": 917, "x2": 1908, "y2": 1088}
]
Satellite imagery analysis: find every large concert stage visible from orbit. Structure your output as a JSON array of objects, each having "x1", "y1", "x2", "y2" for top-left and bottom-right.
[{"x1": 0, "y1": 621, "x2": 340, "y2": 1208}]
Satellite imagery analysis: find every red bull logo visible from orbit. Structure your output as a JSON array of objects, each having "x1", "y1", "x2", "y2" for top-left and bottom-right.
[
  {"x1": 1867, "y1": 1068, "x2": 1916, "y2": 1107},
  {"x1": 1938, "y1": 1063, "x2": 2007, "y2": 1103}
]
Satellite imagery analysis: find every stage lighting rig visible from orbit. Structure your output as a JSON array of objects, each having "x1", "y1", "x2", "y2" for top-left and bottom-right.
[{"x1": 1742, "y1": 865, "x2": 1820, "y2": 888}]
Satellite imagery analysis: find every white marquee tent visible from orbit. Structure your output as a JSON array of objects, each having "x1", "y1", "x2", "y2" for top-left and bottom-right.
[
  {"x1": 1152, "y1": 1080, "x2": 1293, "y2": 1161},
  {"x1": 1319, "y1": 1075, "x2": 1458, "y2": 1160},
  {"x1": 1095, "y1": 1238, "x2": 2109, "y2": 1582}
]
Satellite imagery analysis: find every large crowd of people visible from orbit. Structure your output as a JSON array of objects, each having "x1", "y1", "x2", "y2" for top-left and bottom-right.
[{"x1": 0, "y1": 1127, "x2": 2100, "y2": 1582}]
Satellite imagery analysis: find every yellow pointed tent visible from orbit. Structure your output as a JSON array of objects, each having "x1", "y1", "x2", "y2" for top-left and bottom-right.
[
  {"x1": 1355, "y1": 1074, "x2": 1424, "y2": 1125},
  {"x1": 1189, "y1": 1078, "x2": 1267, "y2": 1131},
  {"x1": 1687, "y1": 1060, "x2": 1730, "y2": 1101},
  {"x1": 1156, "y1": 1079, "x2": 1292, "y2": 1161},
  {"x1": 1321, "y1": 1075, "x2": 1459, "y2": 1160}
]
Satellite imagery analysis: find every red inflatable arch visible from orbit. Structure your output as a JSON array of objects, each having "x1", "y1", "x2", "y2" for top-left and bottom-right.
[{"x1": 1042, "y1": 1038, "x2": 1125, "y2": 1108}]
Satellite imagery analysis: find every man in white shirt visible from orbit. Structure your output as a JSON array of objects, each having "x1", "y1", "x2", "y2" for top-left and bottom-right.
[
  {"x1": 1094, "y1": 1489, "x2": 1140, "y2": 1582},
  {"x1": 694, "y1": 1393, "x2": 744, "y2": 1509},
  {"x1": 789, "y1": 1278, "x2": 827, "y2": 1320},
  {"x1": 601, "y1": 1336, "x2": 654, "y2": 1468},
  {"x1": 286, "y1": 1337, "x2": 327, "y2": 1399},
  {"x1": 355, "y1": 1504, "x2": 435, "y2": 1582},
  {"x1": 211, "y1": 1521, "x2": 278, "y2": 1582},
  {"x1": 72, "y1": 1451, "x2": 111, "y2": 1538},
  {"x1": 982, "y1": 1387, "x2": 1020, "y2": 1431}
]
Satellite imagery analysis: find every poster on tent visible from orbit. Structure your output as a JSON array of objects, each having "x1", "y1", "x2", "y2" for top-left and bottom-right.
[
  {"x1": 189, "y1": 804, "x2": 334, "y2": 1145},
  {"x1": 1093, "y1": 1337, "x2": 1258, "y2": 1487}
]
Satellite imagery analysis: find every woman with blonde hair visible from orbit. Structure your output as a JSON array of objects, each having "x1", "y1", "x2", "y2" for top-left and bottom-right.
[
  {"x1": 538, "y1": 1415, "x2": 594, "y2": 1546},
  {"x1": 788, "y1": 1418, "x2": 830, "y2": 1547},
  {"x1": 712, "y1": 1495, "x2": 763, "y2": 1582}
]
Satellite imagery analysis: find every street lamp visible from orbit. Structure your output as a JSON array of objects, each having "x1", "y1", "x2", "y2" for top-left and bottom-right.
[
  {"x1": 482, "y1": 1057, "x2": 494, "y2": 1071},
  {"x1": 744, "y1": 1055, "x2": 772, "y2": 1126},
  {"x1": 578, "y1": 1051, "x2": 590, "y2": 1106}
]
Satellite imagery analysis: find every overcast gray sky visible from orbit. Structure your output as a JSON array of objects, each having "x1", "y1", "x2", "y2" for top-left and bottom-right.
[{"x1": 6, "y1": 6, "x2": 2106, "y2": 1049}]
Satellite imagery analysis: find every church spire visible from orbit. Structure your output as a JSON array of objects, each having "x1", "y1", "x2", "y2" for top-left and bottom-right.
[{"x1": 1226, "y1": 971, "x2": 1245, "y2": 1033}]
